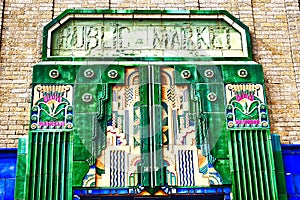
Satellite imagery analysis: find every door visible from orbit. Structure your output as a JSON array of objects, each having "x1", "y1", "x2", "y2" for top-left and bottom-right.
[{"x1": 77, "y1": 65, "x2": 227, "y2": 192}]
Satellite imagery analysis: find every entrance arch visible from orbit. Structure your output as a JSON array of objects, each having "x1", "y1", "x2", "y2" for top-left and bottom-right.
[{"x1": 15, "y1": 10, "x2": 278, "y2": 200}]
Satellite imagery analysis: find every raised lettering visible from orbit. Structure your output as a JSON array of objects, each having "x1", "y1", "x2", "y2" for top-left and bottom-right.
[
  {"x1": 153, "y1": 27, "x2": 168, "y2": 49},
  {"x1": 52, "y1": 21, "x2": 243, "y2": 57},
  {"x1": 182, "y1": 27, "x2": 194, "y2": 50},
  {"x1": 119, "y1": 27, "x2": 130, "y2": 48},
  {"x1": 87, "y1": 26, "x2": 99, "y2": 50},
  {"x1": 196, "y1": 27, "x2": 210, "y2": 49},
  {"x1": 170, "y1": 27, "x2": 180, "y2": 49},
  {"x1": 104, "y1": 27, "x2": 117, "y2": 49},
  {"x1": 210, "y1": 27, "x2": 231, "y2": 50}
]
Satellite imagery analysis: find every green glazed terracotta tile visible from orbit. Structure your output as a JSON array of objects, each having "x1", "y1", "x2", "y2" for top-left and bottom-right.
[
  {"x1": 76, "y1": 65, "x2": 102, "y2": 84},
  {"x1": 275, "y1": 172, "x2": 287, "y2": 195},
  {"x1": 14, "y1": 175, "x2": 28, "y2": 199},
  {"x1": 73, "y1": 134, "x2": 92, "y2": 161},
  {"x1": 214, "y1": 159, "x2": 231, "y2": 184},
  {"x1": 195, "y1": 83, "x2": 225, "y2": 112},
  {"x1": 74, "y1": 84, "x2": 107, "y2": 113},
  {"x1": 101, "y1": 65, "x2": 125, "y2": 84},
  {"x1": 273, "y1": 152, "x2": 285, "y2": 172},
  {"x1": 222, "y1": 64, "x2": 264, "y2": 83},
  {"x1": 72, "y1": 161, "x2": 89, "y2": 186},
  {"x1": 32, "y1": 65, "x2": 78, "y2": 84},
  {"x1": 197, "y1": 65, "x2": 223, "y2": 83},
  {"x1": 16, "y1": 155, "x2": 27, "y2": 177},
  {"x1": 18, "y1": 137, "x2": 28, "y2": 155},
  {"x1": 208, "y1": 113, "x2": 229, "y2": 159},
  {"x1": 174, "y1": 65, "x2": 198, "y2": 84}
]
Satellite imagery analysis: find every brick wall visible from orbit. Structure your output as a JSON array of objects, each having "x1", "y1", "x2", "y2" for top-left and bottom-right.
[{"x1": 0, "y1": 0, "x2": 299, "y2": 147}]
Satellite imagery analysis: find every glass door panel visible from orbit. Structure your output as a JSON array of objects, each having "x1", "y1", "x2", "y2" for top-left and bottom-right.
[
  {"x1": 161, "y1": 67, "x2": 223, "y2": 187},
  {"x1": 94, "y1": 65, "x2": 224, "y2": 189},
  {"x1": 96, "y1": 67, "x2": 142, "y2": 187}
]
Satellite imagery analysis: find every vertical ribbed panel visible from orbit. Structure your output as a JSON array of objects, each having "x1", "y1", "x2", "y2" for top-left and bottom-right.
[
  {"x1": 28, "y1": 131, "x2": 72, "y2": 200},
  {"x1": 229, "y1": 130, "x2": 278, "y2": 200}
]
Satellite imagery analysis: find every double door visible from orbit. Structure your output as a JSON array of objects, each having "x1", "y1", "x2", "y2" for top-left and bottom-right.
[{"x1": 91, "y1": 65, "x2": 225, "y2": 189}]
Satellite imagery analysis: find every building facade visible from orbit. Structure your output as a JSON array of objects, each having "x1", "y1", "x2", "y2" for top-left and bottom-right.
[{"x1": 0, "y1": 0, "x2": 299, "y2": 200}]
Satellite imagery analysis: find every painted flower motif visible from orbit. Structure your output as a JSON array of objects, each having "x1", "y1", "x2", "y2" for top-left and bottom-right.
[
  {"x1": 37, "y1": 100, "x2": 68, "y2": 119},
  {"x1": 230, "y1": 98, "x2": 260, "y2": 120}
]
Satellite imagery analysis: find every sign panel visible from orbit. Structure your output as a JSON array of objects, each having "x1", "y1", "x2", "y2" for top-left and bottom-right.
[{"x1": 46, "y1": 12, "x2": 249, "y2": 58}]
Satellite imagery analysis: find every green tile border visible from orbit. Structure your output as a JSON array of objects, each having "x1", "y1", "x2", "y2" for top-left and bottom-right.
[{"x1": 42, "y1": 9, "x2": 253, "y2": 61}]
